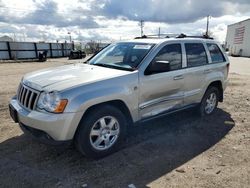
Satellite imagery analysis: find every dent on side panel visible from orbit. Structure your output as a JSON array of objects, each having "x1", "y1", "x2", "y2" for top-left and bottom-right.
[{"x1": 139, "y1": 92, "x2": 184, "y2": 118}]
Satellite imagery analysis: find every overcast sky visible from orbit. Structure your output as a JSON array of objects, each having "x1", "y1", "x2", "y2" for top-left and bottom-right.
[{"x1": 0, "y1": 0, "x2": 250, "y2": 43}]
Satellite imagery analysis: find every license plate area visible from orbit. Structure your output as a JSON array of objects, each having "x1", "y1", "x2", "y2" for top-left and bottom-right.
[{"x1": 9, "y1": 104, "x2": 18, "y2": 123}]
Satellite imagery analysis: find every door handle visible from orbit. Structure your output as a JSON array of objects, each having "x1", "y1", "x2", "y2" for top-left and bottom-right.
[
  {"x1": 173, "y1": 75, "x2": 184, "y2": 80},
  {"x1": 204, "y1": 69, "x2": 212, "y2": 73}
]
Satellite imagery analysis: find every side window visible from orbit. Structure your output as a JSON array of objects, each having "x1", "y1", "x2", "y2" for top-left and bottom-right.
[
  {"x1": 154, "y1": 43, "x2": 182, "y2": 71},
  {"x1": 207, "y1": 43, "x2": 226, "y2": 63},
  {"x1": 185, "y1": 43, "x2": 208, "y2": 67}
]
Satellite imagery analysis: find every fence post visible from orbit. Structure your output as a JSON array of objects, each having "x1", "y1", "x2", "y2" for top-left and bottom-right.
[
  {"x1": 61, "y1": 43, "x2": 64, "y2": 57},
  {"x1": 49, "y1": 43, "x2": 53, "y2": 58},
  {"x1": 34, "y1": 43, "x2": 38, "y2": 58},
  {"x1": 7, "y1": 42, "x2": 12, "y2": 60}
]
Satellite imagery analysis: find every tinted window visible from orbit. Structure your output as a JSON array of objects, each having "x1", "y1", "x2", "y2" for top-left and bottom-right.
[
  {"x1": 154, "y1": 44, "x2": 182, "y2": 71},
  {"x1": 207, "y1": 43, "x2": 225, "y2": 63},
  {"x1": 185, "y1": 43, "x2": 208, "y2": 67}
]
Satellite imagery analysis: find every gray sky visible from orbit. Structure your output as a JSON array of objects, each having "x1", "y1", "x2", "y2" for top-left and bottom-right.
[{"x1": 0, "y1": 0, "x2": 250, "y2": 43}]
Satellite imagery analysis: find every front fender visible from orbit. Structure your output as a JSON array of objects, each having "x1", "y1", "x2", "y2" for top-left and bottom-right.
[
  {"x1": 77, "y1": 86, "x2": 138, "y2": 120},
  {"x1": 62, "y1": 73, "x2": 139, "y2": 122}
]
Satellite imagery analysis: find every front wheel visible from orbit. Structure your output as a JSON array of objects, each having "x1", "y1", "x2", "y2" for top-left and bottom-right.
[
  {"x1": 198, "y1": 87, "x2": 219, "y2": 116},
  {"x1": 75, "y1": 105, "x2": 127, "y2": 159}
]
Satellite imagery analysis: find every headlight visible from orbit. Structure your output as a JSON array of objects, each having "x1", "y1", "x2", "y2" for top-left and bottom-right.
[{"x1": 37, "y1": 91, "x2": 68, "y2": 113}]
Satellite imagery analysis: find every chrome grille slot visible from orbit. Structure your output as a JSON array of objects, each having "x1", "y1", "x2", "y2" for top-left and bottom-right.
[{"x1": 17, "y1": 84, "x2": 39, "y2": 110}]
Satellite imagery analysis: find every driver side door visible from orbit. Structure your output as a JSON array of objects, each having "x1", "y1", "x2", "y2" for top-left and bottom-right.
[{"x1": 139, "y1": 43, "x2": 186, "y2": 119}]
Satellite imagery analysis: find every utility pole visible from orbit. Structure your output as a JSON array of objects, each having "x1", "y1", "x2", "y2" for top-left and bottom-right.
[
  {"x1": 138, "y1": 20, "x2": 145, "y2": 37},
  {"x1": 158, "y1": 27, "x2": 161, "y2": 38},
  {"x1": 206, "y1": 15, "x2": 211, "y2": 36}
]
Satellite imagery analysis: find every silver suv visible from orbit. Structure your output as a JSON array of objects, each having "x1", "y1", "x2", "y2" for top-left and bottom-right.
[{"x1": 9, "y1": 36, "x2": 229, "y2": 158}]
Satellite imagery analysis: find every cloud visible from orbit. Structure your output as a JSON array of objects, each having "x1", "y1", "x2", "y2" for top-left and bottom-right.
[
  {"x1": 2, "y1": 0, "x2": 249, "y2": 28},
  {"x1": 0, "y1": 0, "x2": 100, "y2": 28},
  {"x1": 0, "y1": 0, "x2": 250, "y2": 42},
  {"x1": 99, "y1": 0, "x2": 250, "y2": 24}
]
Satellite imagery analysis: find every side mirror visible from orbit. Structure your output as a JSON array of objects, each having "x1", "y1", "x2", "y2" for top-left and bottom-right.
[{"x1": 145, "y1": 60, "x2": 170, "y2": 75}]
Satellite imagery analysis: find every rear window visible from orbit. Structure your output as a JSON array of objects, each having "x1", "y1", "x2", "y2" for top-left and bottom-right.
[
  {"x1": 207, "y1": 43, "x2": 226, "y2": 63},
  {"x1": 185, "y1": 43, "x2": 208, "y2": 67}
]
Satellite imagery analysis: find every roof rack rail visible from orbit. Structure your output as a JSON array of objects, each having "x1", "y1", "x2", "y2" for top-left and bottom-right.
[
  {"x1": 176, "y1": 33, "x2": 214, "y2": 39},
  {"x1": 134, "y1": 33, "x2": 214, "y2": 40},
  {"x1": 134, "y1": 35, "x2": 148, "y2": 39},
  {"x1": 134, "y1": 33, "x2": 179, "y2": 39}
]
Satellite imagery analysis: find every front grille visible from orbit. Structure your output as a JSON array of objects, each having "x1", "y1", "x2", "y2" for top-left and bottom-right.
[{"x1": 17, "y1": 84, "x2": 39, "y2": 110}]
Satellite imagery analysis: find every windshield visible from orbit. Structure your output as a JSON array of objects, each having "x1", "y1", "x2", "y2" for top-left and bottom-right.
[{"x1": 88, "y1": 42, "x2": 154, "y2": 71}]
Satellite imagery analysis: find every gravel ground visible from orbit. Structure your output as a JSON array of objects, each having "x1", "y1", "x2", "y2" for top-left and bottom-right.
[{"x1": 0, "y1": 57, "x2": 249, "y2": 188}]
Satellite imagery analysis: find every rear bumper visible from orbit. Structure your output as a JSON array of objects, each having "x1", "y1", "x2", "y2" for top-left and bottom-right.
[
  {"x1": 223, "y1": 79, "x2": 229, "y2": 91},
  {"x1": 9, "y1": 97, "x2": 83, "y2": 141}
]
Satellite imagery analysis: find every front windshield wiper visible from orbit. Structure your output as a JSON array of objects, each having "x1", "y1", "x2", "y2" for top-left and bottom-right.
[{"x1": 93, "y1": 63, "x2": 134, "y2": 71}]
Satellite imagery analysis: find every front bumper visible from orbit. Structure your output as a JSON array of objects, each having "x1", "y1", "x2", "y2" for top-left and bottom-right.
[
  {"x1": 9, "y1": 97, "x2": 82, "y2": 141},
  {"x1": 19, "y1": 123, "x2": 72, "y2": 146}
]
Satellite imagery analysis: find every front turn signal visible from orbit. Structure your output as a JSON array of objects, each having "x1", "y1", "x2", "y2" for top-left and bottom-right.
[{"x1": 54, "y1": 99, "x2": 68, "y2": 113}]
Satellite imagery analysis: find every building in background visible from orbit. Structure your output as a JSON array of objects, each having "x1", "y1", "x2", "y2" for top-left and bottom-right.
[{"x1": 225, "y1": 18, "x2": 250, "y2": 57}]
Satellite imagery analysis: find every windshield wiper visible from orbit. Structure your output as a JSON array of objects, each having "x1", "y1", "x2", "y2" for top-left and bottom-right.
[{"x1": 93, "y1": 63, "x2": 134, "y2": 71}]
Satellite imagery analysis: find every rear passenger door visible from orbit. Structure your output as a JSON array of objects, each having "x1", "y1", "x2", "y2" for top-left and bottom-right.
[{"x1": 182, "y1": 43, "x2": 209, "y2": 105}]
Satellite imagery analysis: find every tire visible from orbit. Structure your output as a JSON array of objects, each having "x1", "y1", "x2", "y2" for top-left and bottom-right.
[
  {"x1": 75, "y1": 105, "x2": 127, "y2": 159},
  {"x1": 198, "y1": 86, "x2": 219, "y2": 117}
]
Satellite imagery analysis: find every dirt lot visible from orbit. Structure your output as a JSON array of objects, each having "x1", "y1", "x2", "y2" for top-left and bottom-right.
[{"x1": 0, "y1": 57, "x2": 249, "y2": 188}]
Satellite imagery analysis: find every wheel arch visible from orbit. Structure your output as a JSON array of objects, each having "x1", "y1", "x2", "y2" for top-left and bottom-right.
[
  {"x1": 206, "y1": 80, "x2": 223, "y2": 102},
  {"x1": 74, "y1": 100, "x2": 133, "y2": 138}
]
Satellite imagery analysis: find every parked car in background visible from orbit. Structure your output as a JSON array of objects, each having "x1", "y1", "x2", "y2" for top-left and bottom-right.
[{"x1": 9, "y1": 35, "x2": 229, "y2": 158}]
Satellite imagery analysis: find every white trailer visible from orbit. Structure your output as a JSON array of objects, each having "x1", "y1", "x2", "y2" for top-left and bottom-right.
[{"x1": 225, "y1": 18, "x2": 250, "y2": 57}]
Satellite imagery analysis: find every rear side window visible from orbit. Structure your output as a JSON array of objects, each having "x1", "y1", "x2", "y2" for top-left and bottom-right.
[
  {"x1": 154, "y1": 43, "x2": 182, "y2": 71},
  {"x1": 185, "y1": 43, "x2": 208, "y2": 67},
  {"x1": 207, "y1": 43, "x2": 225, "y2": 63}
]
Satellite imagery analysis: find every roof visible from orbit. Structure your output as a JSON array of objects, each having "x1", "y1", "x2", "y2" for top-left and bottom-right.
[
  {"x1": 227, "y1": 18, "x2": 250, "y2": 27},
  {"x1": 123, "y1": 37, "x2": 215, "y2": 44}
]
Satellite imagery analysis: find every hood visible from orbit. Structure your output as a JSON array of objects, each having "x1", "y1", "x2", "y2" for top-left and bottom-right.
[{"x1": 23, "y1": 63, "x2": 132, "y2": 91}]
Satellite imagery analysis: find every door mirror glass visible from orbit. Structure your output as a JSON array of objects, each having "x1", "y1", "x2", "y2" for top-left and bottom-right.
[{"x1": 145, "y1": 60, "x2": 170, "y2": 75}]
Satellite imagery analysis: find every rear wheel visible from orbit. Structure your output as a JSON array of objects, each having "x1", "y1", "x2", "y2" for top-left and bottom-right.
[
  {"x1": 198, "y1": 87, "x2": 219, "y2": 116},
  {"x1": 75, "y1": 105, "x2": 127, "y2": 159}
]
